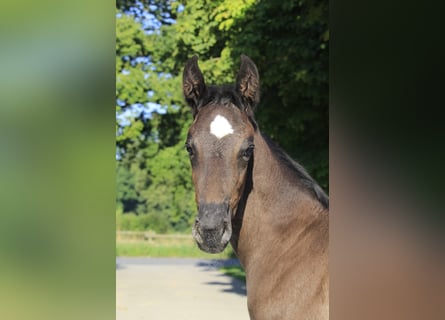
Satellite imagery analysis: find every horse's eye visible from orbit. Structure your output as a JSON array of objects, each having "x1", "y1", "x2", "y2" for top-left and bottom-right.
[
  {"x1": 242, "y1": 144, "x2": 255, "y2": 161},
  {"x1": 185, "y1": 142, "x2": 194, "y2": 156}
]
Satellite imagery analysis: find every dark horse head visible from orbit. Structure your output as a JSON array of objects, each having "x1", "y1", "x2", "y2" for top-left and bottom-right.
[{"x1": 183, "y1": 55, "x2": 259, "y2": 253}]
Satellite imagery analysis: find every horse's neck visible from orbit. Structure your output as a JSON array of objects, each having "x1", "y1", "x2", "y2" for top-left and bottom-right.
[
  {"x1": 231, "y1": 132, "x2": 328, "y2": 269},
  {"x1": 250, "y1": 132, "x2": 324, "y2": 218}
]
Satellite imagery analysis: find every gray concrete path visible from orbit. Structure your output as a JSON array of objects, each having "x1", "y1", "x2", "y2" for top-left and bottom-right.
[{"x1": 116, "y1": 257, "x2": 249, "y2": 320}]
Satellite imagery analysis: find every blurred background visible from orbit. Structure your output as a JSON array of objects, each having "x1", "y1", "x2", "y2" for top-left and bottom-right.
[{"x1": 0, "y1": 1, "x2": 115, "y2": 319}]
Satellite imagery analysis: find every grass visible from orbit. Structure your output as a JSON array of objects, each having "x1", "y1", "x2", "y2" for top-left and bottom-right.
[
  {"x1": 117, "y1": 234, "x2": 246, "y2": 282},
  {"x1": 116, "y1": 238, "x2": 235, "y2": 259}
]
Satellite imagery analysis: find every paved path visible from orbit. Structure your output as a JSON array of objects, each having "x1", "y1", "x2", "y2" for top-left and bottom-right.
[{"x1": 116, "y1": 257, "x2": 249, "y2": 320}]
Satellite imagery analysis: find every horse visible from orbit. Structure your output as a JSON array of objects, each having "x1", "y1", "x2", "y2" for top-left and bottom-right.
[{"x1": 182, "y1": 55, "x2": 329, "y2": 320}]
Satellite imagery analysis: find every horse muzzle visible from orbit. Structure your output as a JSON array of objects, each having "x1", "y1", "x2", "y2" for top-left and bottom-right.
[{"x1": 192, "y1": 202, "x2": 232, "y2": 253}]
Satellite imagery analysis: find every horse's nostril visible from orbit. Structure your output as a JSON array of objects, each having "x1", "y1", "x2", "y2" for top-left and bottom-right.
[{"x1": 201, "y1": 226, "x2": 217, "y2": 233}]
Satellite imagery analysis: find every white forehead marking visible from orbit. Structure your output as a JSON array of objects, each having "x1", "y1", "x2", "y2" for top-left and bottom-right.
[{"x1": 210, "y1": 115, "x2": 234, "y2": 139}]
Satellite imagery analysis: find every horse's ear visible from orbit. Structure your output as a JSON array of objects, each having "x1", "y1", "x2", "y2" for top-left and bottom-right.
[
  {"x1": 183, "y1": 55, "x2": 206, "y2": 116},
  {"x1": 236, "y1": 55, "x2": 260, "y2": 110}
]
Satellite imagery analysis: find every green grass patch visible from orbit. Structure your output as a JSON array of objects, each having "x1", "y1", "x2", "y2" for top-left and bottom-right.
[
  {"x1": 220, "y1": 265, "x2": 246, "y2": 282},
  {"x1": 116, "y1": 239, "x2": 235, "y2": 259}
]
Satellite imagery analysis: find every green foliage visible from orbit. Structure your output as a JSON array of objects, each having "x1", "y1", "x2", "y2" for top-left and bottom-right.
[
  {"x1": 145, "y1": 143, "x2": 196, "y2": 231},
  {"x1": 116, "y1": 12, "x2": 151, "y2": 107},
  {"x1": 117, "y1": 211, "x2": 171, "y2": 233},
  {"x1": 116, "y1": 0, "x2": 328, "y2": 233}
]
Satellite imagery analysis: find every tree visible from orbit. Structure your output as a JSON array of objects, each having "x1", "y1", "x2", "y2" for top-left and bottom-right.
[
  {"x1": 115, "y1": 0, "x2": 329, "y2": 232},
  {"x1": 143, "y1": 0, "x2": 329, "y2": 187}
]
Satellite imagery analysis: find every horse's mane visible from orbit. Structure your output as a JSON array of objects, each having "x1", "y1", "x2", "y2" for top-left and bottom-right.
[{"x1": 262, "y1": 134, "x2": 329, "y2": 209}]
